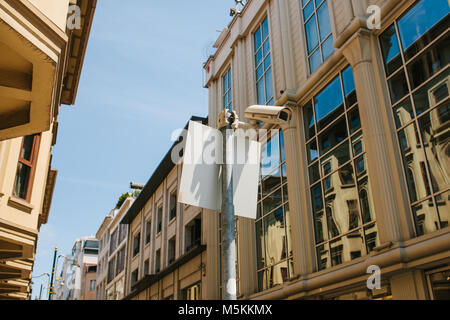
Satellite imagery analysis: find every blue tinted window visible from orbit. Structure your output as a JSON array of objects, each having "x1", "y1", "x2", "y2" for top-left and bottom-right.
[
  {"x1": 223, "y1": 68, "x2": 232, "y2": 111},
  {"x1": 303, "y1": 1, "x2": 315, "y2": 20},
  {"x1": 254, "y1": 17, "x2": 273, "y2": 105},
  {"x1": 306, "y1": 16, "x2": 319, "y2": 53},
  {"x1": 317, "y1": 0, "x2": 331, "y2": 41},
  {"x1": 302, "y1": 0, "x2": 334, "y2": 73},
  {"x1": 342, "y1": 65, "x2": 355, "y2": 97},
  {"x1": 314, "y1": 76, "x2": 343, "y2": 123},
  {"x1": 379, "y1": 24, "x2": 402, "y2": 76},
  {"x1": 398, "y1": 0, "x2": 449, "y2": 51}
]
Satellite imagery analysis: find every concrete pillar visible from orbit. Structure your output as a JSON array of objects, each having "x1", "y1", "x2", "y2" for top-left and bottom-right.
[
  {"x1": 281, "y1": 99, "x2": 316, "y2": 276},
  {"x1": 237, "y1": 217, "x2": 257, "y2": 297},
  {"x1": 341, "y1": 29, "x2": 413, "y2": 244},
  {"x1": 390, "y1": 270, "x2": 429, "y2": 300},
  {"x1": 276, "y1": 0, "x2": 297, "y2": 92}
]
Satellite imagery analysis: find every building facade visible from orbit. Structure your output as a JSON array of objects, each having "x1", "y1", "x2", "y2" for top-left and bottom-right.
[
  {"x1": 95, "y1": 197, "x2": 132, "y2": 300},
  {"x1": 95, "y1": 211, "x2": 112, "y2": 300},
  {"x1": 52, "y1": 236, "x2": 98, "y2": 300},
  {"x1": 203, "y1": 0, "x2": 449, "y2": 300},
  {"x1": 0, "y1": 0, "x2": 96, "y2": 299},
  {"x1": 120, "y1": 117, "x2": 209, "y2": 300}
]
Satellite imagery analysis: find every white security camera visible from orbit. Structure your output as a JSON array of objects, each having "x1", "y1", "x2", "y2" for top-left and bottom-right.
[{"x1": 244, "y1": 105, "x2": 292, "y2": 124}]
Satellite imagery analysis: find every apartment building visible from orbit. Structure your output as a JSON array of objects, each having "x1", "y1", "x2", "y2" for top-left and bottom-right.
[
  {"x1": 0, "y1": 0, "x2": 96, "y2": 299},
  {"x1": 121, "y1": 116, "x2": 208, "y2": 300},
  {"x1": 52, "y1": 236, "x2": 98, "y2": 300},
  {"x1": 203, "y1": 0, "x2": 449, "y2": 300},
  {"x1": 95, "y1": 212, "x2": 112, "y2": 300},
  {"x1": 95, "y1": 197, "x2": 132, "y2": 300}
]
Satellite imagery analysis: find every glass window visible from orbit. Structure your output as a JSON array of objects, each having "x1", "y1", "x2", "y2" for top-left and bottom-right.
[
  {"x1": 254, "y1": 17, "x2": 274, "y2": 105},
  {"x1": 256, "y1": 130, "x2": 293, "y2": 291},
  {"x1": 303, "y1": 66, "x2": 379, "y2": 271},
  {"x1": 379, "y1": 0, "x2": 449, "y2": 237},
  {"x1": 168, "y1": 237, "x2": 176, "y2": 264},
  {"x1": 109, "y1": 230, "x2": 117, "y2": 254},
  {"x1": 185, "y1": 216, "x2": 201, "y2": 252},
  {"x1": 144, "y1": 259, "x2": 149, "y2": 275},
  {"x1": 169, "y1": 192, "x2": 177, "y2": 221},
  {"x1": 116, "y1": 247, "x2": 125, "y2": 275},
  {"x1": 182, "y1": 282, "x2": 201, "y2": 300},
  {"x1": 223, "y1": 68, "x2": 232, "y2": 112},
  {"x1": 145, "y1": 220, "x2": 151, "y2": 245},
  {"x1": 155, "y1": 250, "x2": 161, "y2": 273},
  {"x1": 107, "y1": 258, "x2": 116, "y2": 283},
  {"x1": 13, "y1": 134, "x2": 40, "y2": 201},
  {"x1": 157, "y1": 206, "x2": 163, "y2": 234},
  {"x1": 427, "y1": 267, "x2": 450, "y2": 300},
  {"x1": 397, "y1": 0, "x2": 449, "y2": 58},
  {"x1": 301, "y1": 0, "x2": 334, "y2": 73},
  {"x1": 133, "y1": 232, "x2": 140, "y2": 257},
  {"x1": 89, "y1": 280, "x2": 96, "y2": 291}
]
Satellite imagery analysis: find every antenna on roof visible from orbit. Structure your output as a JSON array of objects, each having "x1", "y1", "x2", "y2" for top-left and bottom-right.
[{"x1": 230, "y1": 0, "x2": 245, "y2": 17}]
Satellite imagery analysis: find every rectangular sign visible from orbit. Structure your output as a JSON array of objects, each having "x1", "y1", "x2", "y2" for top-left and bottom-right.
[
  {"x1": 178, "y1": 121, "x2": 261, "y2": 219},
  {"x1": 178, "y1": 121, "x2": 222, "y2": 211},
  {"x1": 232, "y1": 134, "x2": 261, "y2": 219}
]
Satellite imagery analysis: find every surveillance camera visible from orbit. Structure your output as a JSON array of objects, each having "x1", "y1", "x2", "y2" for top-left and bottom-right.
[
  {"x1": 230, "y1": 8, "x2": 237, "y2": 16},
  {"x1": 244, "y1": 105, "x2": 292, "y2": 124}
]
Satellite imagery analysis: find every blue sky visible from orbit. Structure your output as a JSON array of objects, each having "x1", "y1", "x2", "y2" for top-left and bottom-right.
[{"x1": 31, "y1": 1, "x2": 233, "y2": 298}]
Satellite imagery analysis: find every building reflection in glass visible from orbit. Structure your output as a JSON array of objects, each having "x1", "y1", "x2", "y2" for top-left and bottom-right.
[
  {"x1": 379, "y1": 0, "x2": 449, "y2": 236},
  {"x1": 256, "y1": 131, "x2": 293, "y2": 291},
  {"x1": 304, "y1": 65, "x2": 380, "y2": 271}
]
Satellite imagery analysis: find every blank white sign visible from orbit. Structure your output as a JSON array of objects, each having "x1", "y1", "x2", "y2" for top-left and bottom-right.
[
  {"x1": 178, "y1": 121, "x2": 222, "y2": 211},
  {"x1": 232, "y1": 134, "x2": 261, "y2": 219},
  {"x1": 178, "y1": 121, "x2": 261, "y2": 219}
]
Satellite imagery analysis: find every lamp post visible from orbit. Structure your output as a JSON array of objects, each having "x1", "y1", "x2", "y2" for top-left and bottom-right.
[
  {"x1": 218, "y1": 109, "x2": 237, "y2": 300},
  {"x1": 31, "y1": 273, "x2": 50, "y2": 300},
  {"x1": 48, "y1": 246, "x2": 58, "y2": 300}
]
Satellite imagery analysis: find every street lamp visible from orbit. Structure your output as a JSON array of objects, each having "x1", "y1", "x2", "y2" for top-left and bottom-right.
[{"x1": 31, "y1": 273, "x2": 50, "y2": 300}]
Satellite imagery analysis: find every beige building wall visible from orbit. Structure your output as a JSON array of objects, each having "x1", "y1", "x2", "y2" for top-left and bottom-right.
[
  {"x1": 123, "y1": 164, "x2": 208, "y2": 300},
  {"x1": 204, "y1": 0, "x2": 449, "y2": 300},
  {"x1": 95, "y1": 198, "x2": 133, "y2": 300},
  {"x1": 0, "y1": 0, "x2": 96, "y2": 299},
  {"x1": 28, "y1": 0, "x2": 71, "y2": 30}
]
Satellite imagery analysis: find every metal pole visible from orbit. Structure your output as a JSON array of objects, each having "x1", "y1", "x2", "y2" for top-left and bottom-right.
[
  {"x1": 38, "y1": 281, "x2": 43, "y2": 300},
  {"x1": 48, "y1": 246, "x2": 58, "y2": 300},
  {"x1": 220, "y1": 115, "x2": 237, "y2": 300}
]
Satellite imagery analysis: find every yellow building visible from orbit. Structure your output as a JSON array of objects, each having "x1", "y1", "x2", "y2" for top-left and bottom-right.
[
  {"x1": 0, "y1": 0, "x2": 96, "y2": 299},
  {"x1": 95, "y1": 197, "x2": 134, "y2": 301},
  {"x1": 204, "y1": 0, "x2": 449, "y2": 300},
  {"x1": 121, "y1": 117, "x2": 209, "y2": 300}
]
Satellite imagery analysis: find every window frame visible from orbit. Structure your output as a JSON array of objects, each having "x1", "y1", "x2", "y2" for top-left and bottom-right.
[
  {"x1": 302, "y1": 65, "x2": 379, "y2": 271},
  {"x1": 132, "y1": 232, "x2": 141, "y2": 257},
  {"x1": 377, "y1": 0, "x2": 450, "y2": 237},
  {"x1": 13, "y1": 134, "x2": 41, "y2": 202},
  {"x1": 300, "y1": 0, "x2": 334, "y2": 74},
  {"x1": 255, "y1": 129, "x2": 293, "y2": 292},
  {"x1": 156, "y1": 205, "x2": 163, "y2": 234},
  {"x1": 222, "y1": 67, "x2": 233, "y2": 112},
  {"x1": 168, "y1": 190, "x2": 177, "y2": 222},
  {"x1": 145, "y1": 219, "x2": 152, "y2": 245},
  {"x1": 253, "y1": 16, "x2": 275, "y2": 106}
]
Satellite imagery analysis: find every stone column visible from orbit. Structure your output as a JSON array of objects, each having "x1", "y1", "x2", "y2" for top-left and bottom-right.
[
  {"x1": 281, "y1": 99, "x2": 316, "y2": 276},
  {"x1": 237, "y1": 217, "x2": 257, "y2": 297},
  {"x1": 390, "y1": 270, "x2": 428, "y2": 300},
  {"x1": 341, "y1": 29, "x2": 412, "y2": 244}
]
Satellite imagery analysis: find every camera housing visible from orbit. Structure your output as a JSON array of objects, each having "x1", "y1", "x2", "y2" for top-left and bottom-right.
[{"x1": 244, "y1": 105, "x2": 292, "y2": 124}]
